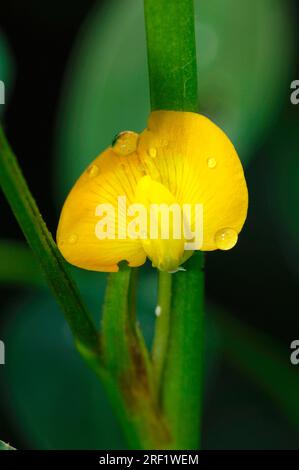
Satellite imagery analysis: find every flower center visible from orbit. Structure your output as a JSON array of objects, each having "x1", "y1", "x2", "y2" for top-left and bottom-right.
[{"x1": 135, "y1": 176, "x2": 186, "y2": 271}]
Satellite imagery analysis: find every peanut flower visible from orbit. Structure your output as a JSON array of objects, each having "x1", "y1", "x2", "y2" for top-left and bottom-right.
[{"x1": 57, "y1": 111, "x2": 248, "y2": 272}]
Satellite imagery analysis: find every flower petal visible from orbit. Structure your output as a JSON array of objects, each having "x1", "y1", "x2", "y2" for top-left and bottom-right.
[
  {"x1": 135, "y1": 175, "x2": 186, "y2": 271},
  {"x1": 137, "y1": 111, "x2": 248, "y2": 250},
  {"x1": 57, "y1": 147, "x2": 146, "y2": 272}
]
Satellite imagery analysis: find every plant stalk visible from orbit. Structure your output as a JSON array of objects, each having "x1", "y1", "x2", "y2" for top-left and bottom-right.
[
  {"x1": 101, "y1": 264, "x2": 171, "y2": 449},
  {"x1": 152, "y1": 271, "x2": 172, "y2": 393},
  {"x1": 0, "y1": 126, "x2": 100, "y2": 368},
  {"x1": 144, "y1": 0, "x2": 205, "y2": 450}
]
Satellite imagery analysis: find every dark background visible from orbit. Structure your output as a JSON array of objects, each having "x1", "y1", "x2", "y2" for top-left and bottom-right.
[
  {"x1": 0, "y1": 0, "x2": 299, "y2": 450},
  {"x1": 0, "y1": 0, "x2": 99, "y2": 448}
]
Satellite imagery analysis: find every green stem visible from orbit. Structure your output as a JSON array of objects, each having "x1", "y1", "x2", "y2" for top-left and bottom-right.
[
  {"x1": 144, "y1": 0, "x2": 198, "y2": 112},
  {"x1": 0, "y1": 126, "x2": 101, "y2": 368},
  {"x1": 101, "y1": 267, "x2": 133, "y2": 375},
  {"x1": 145, "y1": 0, "x2": 204, "y2": 450},
  {"x1": 128, "y1": 267, "x2": 138, "y2": 325},
  {"x1": 152, "y1": 271, "x2": 172, "y2": 392},
  {"x1": 162, "y1": 253, "x2": 204, "y2": 449},
  {"x1": 101, "y1": 264, "x2": 171, "y2": 449}
]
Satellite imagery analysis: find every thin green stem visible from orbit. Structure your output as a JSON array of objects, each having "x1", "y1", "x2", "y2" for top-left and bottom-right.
[
  {"x1": 152, "y1": 271, "x2": 172, "y2": 392},
  {"x1": 101, "y1": 266, "x2": 133, "y2": 375},
  {"x1": 128, "y1": 267, "x2": 138, "y2": 325},
  {"x1": 101, "y1": 264, "x2": 171, "y2": 449},
  {"x1": 0, "y1": 126, "x2": 100, "y2": 367},
  {"x1": 145, "y1": 0, "x2": 204, "y2": 450}
]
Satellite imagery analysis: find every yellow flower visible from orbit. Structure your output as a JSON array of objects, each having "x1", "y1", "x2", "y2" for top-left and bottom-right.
[{"x1": 57, "y1": 111, "x2": 248, "y2": 272}]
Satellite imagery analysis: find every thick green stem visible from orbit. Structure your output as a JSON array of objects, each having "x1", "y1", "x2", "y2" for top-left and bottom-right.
[
  {"x1": 162, "y1": 253, "x2": 204, "y2": 449},
  {"x1": 152, "y1": 271, "x2": 172, "y2": 392},
  {"x1": 144, "y1": 0, "x2": 198, "y2": 112},
  {"x1": 145, "y1": 0, "x2": 204, "y2": 450},
  {"x1": 101, "y1": 264, "x2": 171, "y2": 449}
]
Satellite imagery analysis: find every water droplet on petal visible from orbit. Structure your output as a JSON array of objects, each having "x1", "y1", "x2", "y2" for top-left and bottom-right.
[
  {"x1": 207, "y1": 157, "x2": 217, "y2": 169},
  {"x1": 112, "y1": 131, "x2": 139, "y2": 156},
  {"x1": 214, "y1": 228, "x2": 238, "y2": 250},
  {"x1": 87, "y1": 165, "x2": 99, "y2": 177},
  {"x1": 68, "y1": 234, "x2": 78, "y2": 244},
  {"x1": 148, "y1": 147, "x2": 157, "y2": 158}
]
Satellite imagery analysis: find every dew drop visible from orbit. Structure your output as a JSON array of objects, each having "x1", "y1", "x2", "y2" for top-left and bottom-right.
[
  {"x1": 148, "y1": 147, "x2": 157, "y2": 158},
  {"x1": 214, "y1": 228, "x2": 238, "y2": 250},
  {"x1": 207, "y1": 157, "x2": 217, "y2": 169},
  {"x1": 87, "y1": 165, "x2": 99, "y2": 177},
  {"x1": 112, "y1": 131, "x2": 139, "y2": 156},
  {"x1": 68, "y1": 234, "x2": 78, "y2": 245}
]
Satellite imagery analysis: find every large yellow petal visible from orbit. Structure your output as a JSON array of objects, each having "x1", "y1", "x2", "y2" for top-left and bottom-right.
[
  {"x1": 137, "y1": 111, "x2": 248, "y2": 251},
  {"x1": 57, "y1": 143, "x2": 146, "y2": 272}
]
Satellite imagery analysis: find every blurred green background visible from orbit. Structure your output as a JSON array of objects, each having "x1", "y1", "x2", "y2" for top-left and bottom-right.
[{"x1": 0, "y1": 0, "x2": 299, "y2": 449}]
